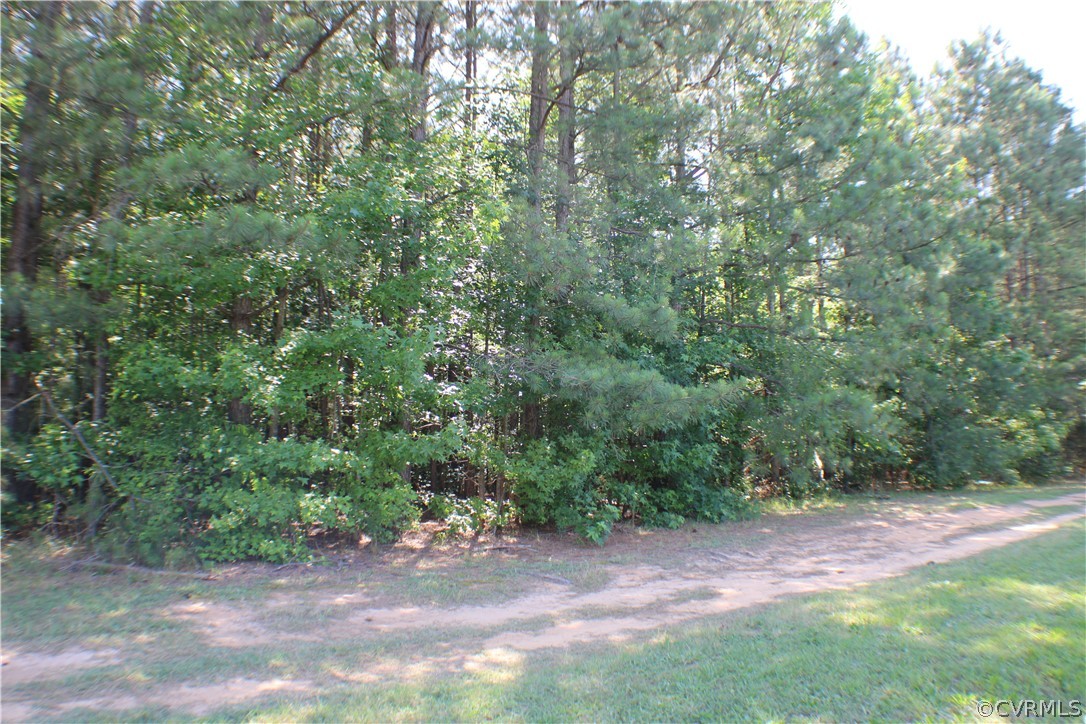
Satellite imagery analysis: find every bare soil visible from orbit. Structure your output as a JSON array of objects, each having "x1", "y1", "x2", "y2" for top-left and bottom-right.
[{"x1": 2, "y1": 489, "x2": 1083, "y2": 720}]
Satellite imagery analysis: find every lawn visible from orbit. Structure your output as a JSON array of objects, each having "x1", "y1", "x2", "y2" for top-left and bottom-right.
[
  {"x1": 227, "y1": 520, "x2": 1086, "y2": 722},
  {"x1": 1, "y1": 484, "x2": 1083, "y2": 721}
]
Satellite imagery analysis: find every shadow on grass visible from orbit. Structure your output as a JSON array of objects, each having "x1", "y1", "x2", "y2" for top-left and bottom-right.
[
  {"x1": 189, "y1": 521, "x2": 1084, "y2": 722},
  {"x1": 5, "y1": 502, "x2": 1082, "y2": 722}
]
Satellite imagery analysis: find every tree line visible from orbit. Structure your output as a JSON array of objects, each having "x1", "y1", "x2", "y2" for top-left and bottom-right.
[{"x1": 2, "y1": 1, "x2": 1082, "y2": 563}]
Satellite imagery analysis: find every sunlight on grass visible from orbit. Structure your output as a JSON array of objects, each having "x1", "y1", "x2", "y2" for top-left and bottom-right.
[
  {"x1": 3, "y1": 486, "x2": 1081, "y2": 722},
  {"x1": 222, "y1": 520, "x2": 1085, "y2": 722}
]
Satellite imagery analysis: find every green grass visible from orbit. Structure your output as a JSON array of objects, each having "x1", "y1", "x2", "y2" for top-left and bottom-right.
[
  {"x1": 199, "y1": 519, "x2": 1078, "y2": 723},
  {"x1": 197, "y1": 519, "x2": 1079, "y2": 723},
  {"x1": 3, "y1": 484, "x2": 1083, "y2": 721},
  {"x1": 937, "y1": 482, "x2": 1085, "y2": 509},
  {"x1": 759, "y1": 480, "x2": 1082, "y2": 517}
]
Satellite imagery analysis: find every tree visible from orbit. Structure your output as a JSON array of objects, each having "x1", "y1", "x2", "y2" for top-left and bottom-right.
[{"x1": 2, "y1": 2, "x2": 1081, "y2": 561}]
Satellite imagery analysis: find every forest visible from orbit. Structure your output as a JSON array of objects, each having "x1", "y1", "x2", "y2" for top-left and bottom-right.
[{"x1": 2, "y1": 1, "x2": 1083, "y2": 564}]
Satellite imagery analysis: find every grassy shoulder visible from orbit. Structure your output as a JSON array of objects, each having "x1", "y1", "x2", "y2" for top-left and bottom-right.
[
  {"x1": 4, "y1": 481, "x2": 1080, "y2": 618},
  {"x1": 2, "y1": 483, "x2": 1082, "y2": 721},
  {"x1": 239, "y1": 519, "x2": 1086, "y2": 722},
  {"x1": 758, "y1": 479, "x2": 1083, "y2": 516}
]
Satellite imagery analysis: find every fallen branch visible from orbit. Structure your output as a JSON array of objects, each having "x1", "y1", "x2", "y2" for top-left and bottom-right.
[
  {"x1": 35, "y1": 381, "x2": 120, "y2": 493},
  {"x1": 527, "y1": 572, "x2": 572, "y2": 586},
  {"x1": 60, "y1": 558, "x2": 217, "y2": 580}
]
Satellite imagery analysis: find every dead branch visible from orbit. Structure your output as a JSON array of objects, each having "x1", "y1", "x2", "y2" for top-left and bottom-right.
[{"x1": 60, "y1": 558, "x2": 217, "y2": 580}]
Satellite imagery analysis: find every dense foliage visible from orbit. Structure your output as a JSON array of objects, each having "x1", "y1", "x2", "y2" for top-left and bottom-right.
[{"x1": 2, "y1": 1, "x2": 1082, "y2": 562}]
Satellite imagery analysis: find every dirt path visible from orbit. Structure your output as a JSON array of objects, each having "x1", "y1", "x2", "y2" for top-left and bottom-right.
[
  {"x1": 3, "y1": 489, "x2": 1083, "y2": 720},
  {"x1": 320, "y1": 491, "x2": 1086, "y2": 650}
]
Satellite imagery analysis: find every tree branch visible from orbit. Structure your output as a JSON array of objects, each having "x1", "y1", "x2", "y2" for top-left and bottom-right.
[
  {"x1": 269, "y1": 3, "x2": 363, "y2": 95},
  {"x1": 36, "y1": 380, "x2": 120, "y2": 494}
]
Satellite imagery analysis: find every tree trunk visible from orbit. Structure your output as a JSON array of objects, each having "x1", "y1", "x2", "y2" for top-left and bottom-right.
[
  {"x1": 527, "y1": 2, "x2": 548, "y2": 191},
  {"x1": 381, "y1": 2, "x2": 398, "y2": 71},
  {"x1": 3, "y1": 2, "x2": 61, "y2": 455},
  {"x1": 522, "y1": 1, "x2": 549, "y2": 440},
  {"x1": 555, "y1": 4, "x2": 575, "y2": 234},
  {"x1": 410, "y1": 2, "x2": 435, "y2": 143},
  {"x1": 269, "y1": 285, "x2": 288, "y2": 439},
  {"x1": 464, "y1": 0, "x2": 477, "y2": 130},
  {"x1": 397, "y1": 2, "x2": 437, "y2": 483},
  {"x1": 91, "y1": 2, "x2": 155, "y2": 424},
  {"x1": 92, "y1": 334, "x2": 109, "y2": 422},
  {"x1": 227, "y1": 296, "x2": 253, "y2": 426}
]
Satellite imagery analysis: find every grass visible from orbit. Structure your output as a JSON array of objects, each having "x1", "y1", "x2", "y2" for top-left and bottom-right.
[
  {"x1": 3, "y1": 481, "x2": 1080, "y2": 612},
  {"x1": 255, "y1": 482, "x2": 1083, "y2": 609},
  {"x1": 2, "y1": 483, "x2": 1083, "y2": 721},
  {"x1": 758, "y1": 479, "x2": 1082, "y2": 517},
  {"x1": 234, "y1": 520, "x2": 1086, "y2": 722}
]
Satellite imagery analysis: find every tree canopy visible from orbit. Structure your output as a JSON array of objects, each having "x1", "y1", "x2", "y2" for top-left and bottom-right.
[{"x1": 2, "y1": 1, "x2": 1082, "y2": 562}]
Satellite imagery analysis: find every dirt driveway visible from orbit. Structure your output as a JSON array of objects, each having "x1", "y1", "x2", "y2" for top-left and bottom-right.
[{"x1": 2, "y1": 488, "x2": 1083, "y2": 720}]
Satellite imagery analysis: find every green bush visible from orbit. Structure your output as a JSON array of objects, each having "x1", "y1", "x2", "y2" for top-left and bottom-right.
[{"x1": 426, "y1": 493, "x2": 514, "y2": 536}]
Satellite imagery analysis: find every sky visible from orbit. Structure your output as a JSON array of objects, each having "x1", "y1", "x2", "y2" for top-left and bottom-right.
[{"x1": 839, "y1": 0, "x2": 1085, "y2": 122}]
